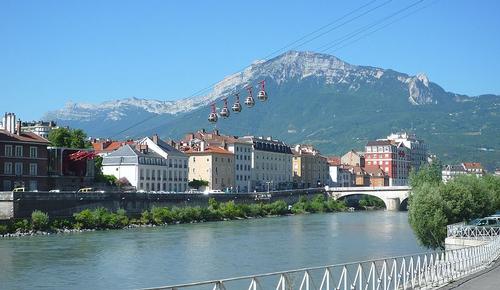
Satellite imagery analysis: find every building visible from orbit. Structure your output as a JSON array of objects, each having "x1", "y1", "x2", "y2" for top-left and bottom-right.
[
  {"x1": 180, "y1": 129, "x2": 252, "y2": 192},
  {"x1": 21, "y1": 120, "x2": 58, "y2": 139},
  {"x1": 386, "y1": 132, "x2": 428, "y2": 172},
  {"x1": 292, "y1": 144, "x2": 329, "y2": 188},
  {"x1": 327, "y1": 157, "x2": 352, "y2": 187},
  {"x1": 341, "y1": 150, "x2": 365, "y2": 167},
  {"x1": 442, "y1": 162, "x2": 485, "y2": 183},
  {"x1": 185, "y1": 145, "x2": 235, "y2": 191},
  {"x1": 102, "y1": 135, "x2": 188, "y2": 192},
  {"x1": 364, "y1": 165, "x2": 389, "y2": 187},
  {"x1": 91, "y1": 139, "x2": 135, "y2": 156},
  {"x1": 0, "y1": 113, "x2": 50, "y2": 191},
  {"x1": 47, "y1": 147, "x2": 95, "y2": 191},
  {"x1": 239, "y1": 136, "x2": 293, "y2": 191},
  {"x1": 365, "y1": 140, "x2": 411, "y2": 186}
]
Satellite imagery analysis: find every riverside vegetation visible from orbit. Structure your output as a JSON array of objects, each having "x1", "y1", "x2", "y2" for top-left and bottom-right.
[
  {"x1": 408, "y1": 162, "x2": 500, "y2": 249},
  {"x1": 0, "y1": 195, "x2": 345, "y2": 237}
]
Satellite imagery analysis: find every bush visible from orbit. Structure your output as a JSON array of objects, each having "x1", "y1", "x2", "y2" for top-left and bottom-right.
[
  {"x1": 74, "y1": 209, "x2": 96, "y2": 229},
  {"x1": 0, "y1": 224, "x2": 9, "y2": 235},
  {"x1": 14, "y1": 219, "x2": 31, "y2": 232},
  {"x1": 31, "y1": 210, "x2": 50, "y2": 231},
  {"x1": 151, "y1": 206, "x2": 173, "y2": 225},
  {"x1": 140, "y1": 210, "x2": 152, "y2": 225},
  {"x1": 263, "y1": 200, "x2": 288, "y2": 216},
  {"x1": 219, "y1": 201, "x2": 244, "y2": 219}
]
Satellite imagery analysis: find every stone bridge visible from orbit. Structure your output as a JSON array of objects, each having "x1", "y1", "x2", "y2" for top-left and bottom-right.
[{"x1": 326, "y1": 186, "x2": 410, "y2": 211}]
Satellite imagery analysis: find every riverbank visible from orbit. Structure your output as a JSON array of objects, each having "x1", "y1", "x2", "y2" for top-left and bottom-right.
[{"x1": 0, "y1": 195, "x2": 345, "y2": 238}]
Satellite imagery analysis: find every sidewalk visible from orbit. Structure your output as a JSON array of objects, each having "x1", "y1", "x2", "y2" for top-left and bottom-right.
[{"x1": 439, "y1": 259, "x2": 500, "y2": 290}]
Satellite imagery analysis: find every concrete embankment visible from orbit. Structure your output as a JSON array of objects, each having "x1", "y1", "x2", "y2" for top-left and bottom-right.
[{"x1": 0, "y1": 189, "x2": 322, "y2": 220}]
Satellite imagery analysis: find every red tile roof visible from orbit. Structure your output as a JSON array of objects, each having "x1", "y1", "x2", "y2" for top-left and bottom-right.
[
  {"x1": 462, "y1": 162, "x2": 483, "y2": 170},
  {"x1": 327, "y1": 156, "x2": 341, "y2": 166},
  {"x1": 184, "y1": 146, "x2": 233, "y2": 155},
  {"x1": 0, "y1": 129, "x2": 50, "y2": 144}
]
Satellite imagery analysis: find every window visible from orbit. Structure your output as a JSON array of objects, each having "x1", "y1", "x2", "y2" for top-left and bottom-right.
[
  {"x1": 3, "y1": 180, "x2": 12, "y2": 191},
  {"x1": 4, "y1": 162, "x2": 12, "y2": 174},
  {"x1": 146, "y1": 169, "x2": 150, "y2": 180},
  {"x1": 29, "y1": 163, "x2": 37, "y2": 176},
  {"x1": 4, "y1": 145, "x2": 12, "y2": 157},
  {"x1": 15, "y1": 163, "x2": 23, "y2": 176},
  {"x1": 29, "y1": 180, "x2": 37, "y2": 191},
  {"x1": 30, "y1": 147, "x2": 38, "y2": 158},
  {"x1": 140, "y1": 169, "x2": 144, "y2": 180},
  {"x1": 15, "y1": 146, "x2": 23, "y2": 157}
]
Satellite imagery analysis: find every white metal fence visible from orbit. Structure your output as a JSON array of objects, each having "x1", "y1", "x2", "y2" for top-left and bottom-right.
[
  {"x1": 143, "y1": 232, "x2": 500, "y2": 290},
  {"x1": 447, "y1": 223, "x2": 500, "y2": 240}
]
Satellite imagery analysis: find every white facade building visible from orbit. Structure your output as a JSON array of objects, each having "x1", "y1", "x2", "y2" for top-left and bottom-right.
[
  {"x1": 386, "y1": 132, "x2": 428, "y2": 172},
  {"x1": 227, "y1": 141, "x2": 253, "y2": 193},
  {"x1": 102, "y1": 135, "x2": 188, "y2": 192},
  {"x1": 328, "y1": 165, "x2": 352, "y2": 187},
  {"x1": 240, "y1": 136, "x2": 293, "y2": 191}
]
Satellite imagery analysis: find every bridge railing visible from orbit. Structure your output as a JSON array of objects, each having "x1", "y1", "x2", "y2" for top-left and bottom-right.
[
  {"x1": 143, "y1": 235, "x2": 500, "y2": 290},
  {"x1": 447, "y1": 223, "x2": 500, "y2": 240}
]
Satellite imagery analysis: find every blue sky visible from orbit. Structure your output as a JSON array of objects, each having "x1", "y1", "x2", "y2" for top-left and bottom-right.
[{"x1": 1, "y1": 0, "x2": 499, "y2": 120}]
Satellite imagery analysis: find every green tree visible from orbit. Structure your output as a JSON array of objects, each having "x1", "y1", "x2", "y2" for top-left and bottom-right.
[
  {"x1": 31, "y1": 210, "x2": 50, "y2": 231},
  {"x1": 188, "y1": 179, "x2": 209, "y2": 189},
  {"x1": 48, "y1": 127, "x2": 90, "y2": 148},
  {"x1": 409, "y1": 161, "x2": 442, "y2": 188},
  {"x1": 408, "y1": 183, "x2": 448, "y2": 249}
]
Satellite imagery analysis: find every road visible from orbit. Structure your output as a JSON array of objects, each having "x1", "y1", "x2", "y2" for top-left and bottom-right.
[{"x1": 440, "y1": 259, "x2": 500, "y2": 290}]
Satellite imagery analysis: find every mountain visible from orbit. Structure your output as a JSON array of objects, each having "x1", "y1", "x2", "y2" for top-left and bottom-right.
[{"x1": 44, "y1": 51, "x2": 500, "y2": 170}]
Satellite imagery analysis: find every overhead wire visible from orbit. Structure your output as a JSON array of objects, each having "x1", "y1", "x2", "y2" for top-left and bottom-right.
[
  {"x1": 111, "y1": 0, "x2": 436, "y2": 138},
  {"x1": 109, "y1": 0, "x2": 392, "y2": 138}
]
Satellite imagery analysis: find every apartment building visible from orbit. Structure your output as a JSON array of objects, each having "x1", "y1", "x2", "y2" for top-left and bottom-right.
[
  {"x1": 239, "y1": 136, "x2": 293, "y2": 191},
  {"x1": 365, "y1": 140, "x2": 410, "y2": 186},
  {"x1": 0, "y1": 113, "x2": 50, "y2": 191},
  {"x1": 102, "y1": 135, "x2": 188, "y2": 192},
  {"x1": 185, "y1": 146, "x2": 235, "y2": 191},
  {"x1": 292, "y1": 144, "x2": 329, "y2": 188}
]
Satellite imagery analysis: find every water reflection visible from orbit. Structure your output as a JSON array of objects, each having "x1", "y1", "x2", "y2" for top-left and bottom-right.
[{"x1": 0, "y1": 211, "x2": 424, "y2": 290}]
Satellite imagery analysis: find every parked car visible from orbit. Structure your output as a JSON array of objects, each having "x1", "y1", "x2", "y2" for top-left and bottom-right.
[
  {"x1": 12, "y1": 187, "x2": 25, "y2": 192},
  {"x1": 475, "y1": 218, "x2": 500, "y2": 227},
  {"x1": 49, "y1": 189, "x2": 61, "y2": 193},
  {"x1": 76, "y1": 188, "x2": 105, "y2": 193}
]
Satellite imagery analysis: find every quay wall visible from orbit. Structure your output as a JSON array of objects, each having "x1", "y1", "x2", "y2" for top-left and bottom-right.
[{"x1": 0, "y1": 189, "x2": 324, "y2": 220}]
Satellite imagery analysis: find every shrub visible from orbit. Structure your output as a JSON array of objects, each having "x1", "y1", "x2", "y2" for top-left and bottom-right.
[
  {"x1": 0, "y1": 224, "x2": 9, "y2": 235},
  {"x1": 263, "y1": 200, "x2": 288, "y2": 216},
  {"x1": 309, "y1": 195, "x2": 327, "y2": 213},
  {"x1": 14, "y1": 219, "x2": 31, "y2": 232},
  {"x1": 74, "y1": 209, "x2": 96, "y2": 229},
  {"x1": 219, "y1": 201, "x2": 244, "y2": 219},
  {"x1": 140, "y1": 210, "x2": 152, "y2": 225},
  {"x1": 247, "y1": 203, "x2": 265, "y2": 217},
  {"x1": 31, "y1": 210, "x2": 50, "y2": 231},
  {"x1": 151, "y1": 207, "x2": 173, "y2": 225}
]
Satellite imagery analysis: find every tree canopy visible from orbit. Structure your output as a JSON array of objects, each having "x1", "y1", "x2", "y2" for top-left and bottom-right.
[
  {"x1": 188, "y1": 179, "x2": 209, "y2": 189},
  {"x1": 48, "y1": 127, "x2": 91, "y2": 148},
  {"x1": 408, "y1": 170, "x2": 499, "y2": 249}
]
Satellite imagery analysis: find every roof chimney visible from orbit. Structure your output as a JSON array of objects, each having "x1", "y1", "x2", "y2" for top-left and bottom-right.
[
  {"x1": 152, "y1": 134, "x2": 159, "y2": 144},
  {"x1": 16, "y1": 120, "x2": 21, "y2": 135}
]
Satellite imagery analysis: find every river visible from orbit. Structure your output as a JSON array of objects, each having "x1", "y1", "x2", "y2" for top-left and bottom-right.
[{"x1": 0, "y1": 211, "x2": 425, "y2": 290}]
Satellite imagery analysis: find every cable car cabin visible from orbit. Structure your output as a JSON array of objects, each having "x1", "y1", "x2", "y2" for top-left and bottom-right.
[
  {"x1": 220, "y1": 107, "x2": 230, "y2": 118},
  {"x1": 244, "y1": 96, "x2": 255, "y2": 107},
  {"x1": 232, "y1": 102, "x2": 242, "y2": 112},
  {"x1": 208, "y1": 112, "x2": 218, "y2": 123},
  {"x1": 258, "y1": 90, "x2": 268, "y2": 101}
]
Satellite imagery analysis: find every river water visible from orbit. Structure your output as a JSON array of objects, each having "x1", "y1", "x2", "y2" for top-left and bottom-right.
[{"x1": 0, "y1": 211, "x2": 425, "y2": 290}]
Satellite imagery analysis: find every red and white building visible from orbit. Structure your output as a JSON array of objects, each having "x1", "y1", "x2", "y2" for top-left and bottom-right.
[{"x1": 365, "y1": 140, "x2": 411, "y2": 186}]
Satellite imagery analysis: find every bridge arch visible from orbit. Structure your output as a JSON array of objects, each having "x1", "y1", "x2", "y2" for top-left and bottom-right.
[
  {"x1": 327, "y1": 186, "x2": 410, "y2": 211},
  {"x1": 335, "y1": 193, "x2": 387, "y2": 209}
]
